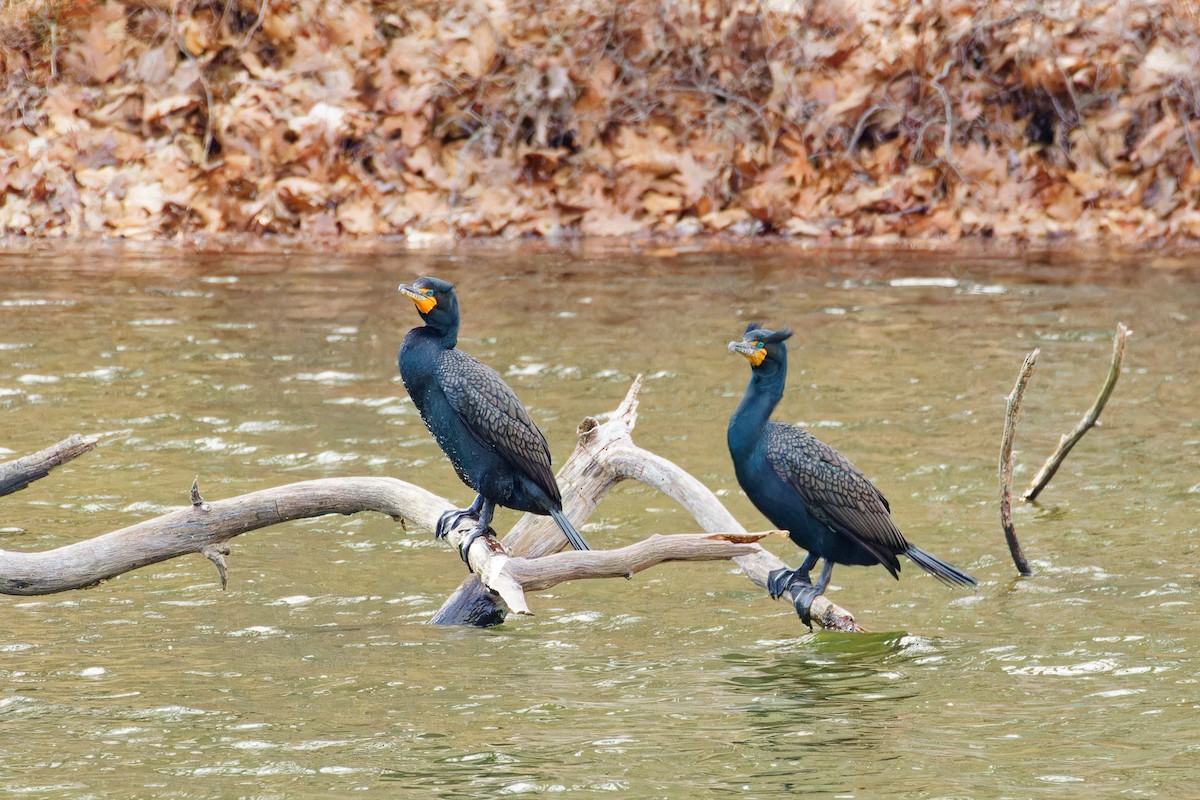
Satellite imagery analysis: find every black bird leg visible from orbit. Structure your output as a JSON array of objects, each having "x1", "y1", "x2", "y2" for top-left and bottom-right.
[
  {"x1": 766, "y1": 568, "x2": 797, "y2": 600},
  {"x1": 456, "y1": 526, "x2": 491, "y2": 568},
  {"x1": 455, "y1": 499, "x2": 498, "y2": 571},
  {"x1": 766, "y1": 552, "x2": 819, "y2": 599},
  {"x1": 435, "y1": 495, "x2": 485, "y2": 540},
  {"x1": 791, "y1": 559, "x2": 835, "y2": 629}
]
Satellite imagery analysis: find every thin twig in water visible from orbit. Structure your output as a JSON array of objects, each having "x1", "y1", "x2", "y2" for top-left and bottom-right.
[
  {"x1": 1000, "y1": 349, "x2": 1039, "y2": 576},
  {"x1": 1023, "y1": 323, "x2": 1130, "y2": 503}
]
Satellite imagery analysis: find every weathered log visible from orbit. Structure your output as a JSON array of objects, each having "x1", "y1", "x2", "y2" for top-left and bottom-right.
[
  {"x1": 0, "y1": 381, "x2": 860, "y2": 630},
  {"x1": 0, "y1": 474, "x2": 767, "y2": 613},
  {"x1": 430, "y1": 377, "x2": 863, "y2": 632},
  {"x1": 0, "y1": 434, "x2": 99, "y2": 499},
  {"x1": 468, "y1": 531, "x2": 778, "y2": 615}
]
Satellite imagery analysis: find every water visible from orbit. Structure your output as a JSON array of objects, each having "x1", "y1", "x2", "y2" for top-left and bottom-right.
[{"x1": 0, "y1": 244, "x2": 1197, "y2": 798}]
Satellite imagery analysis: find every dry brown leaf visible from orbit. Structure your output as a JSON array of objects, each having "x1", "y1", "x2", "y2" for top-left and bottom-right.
[
  {"x1": 143, "y1": 95, "x2": 200, "y2": 124},
  {"x1": 672, "y1": 152, "x2": 719, "y2": 205},
  {"x1": 580, "y1": 207, "x2": 645, "y2": 237},
  {"x1": 65, "y1": 16, "x2": 122, "y2": 84},
  {"x1": 337, "y1": 197, "x2": 384, "y2": 234},
  {"x1": 642, "y1": 191, "x2": 682, "y2": 215},
  {"x1": 276, "y1": 177, "x2": 327, "y2": 212}
]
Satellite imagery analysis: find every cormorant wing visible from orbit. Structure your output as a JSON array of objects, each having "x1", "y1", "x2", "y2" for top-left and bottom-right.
[
  {"x1": 437, "y1": 349, "x2": 560, "y2": 501},
  {"x1": 764, "y1": 422, "x2": 906, "y2": 574}
]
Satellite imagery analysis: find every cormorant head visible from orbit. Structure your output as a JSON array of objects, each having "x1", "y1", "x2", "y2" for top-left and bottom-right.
[
  {"x1": 398, "y1": 276, "x2": 459, "y2": 333},
  {"x1": 728, "y1": 322, "x2": 793, "y2": 371}
]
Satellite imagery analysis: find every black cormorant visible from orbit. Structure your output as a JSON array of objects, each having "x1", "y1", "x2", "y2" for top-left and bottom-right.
[
  {"x1": 727, "y1": 323, "x2": 976, "y2": 624},
  {"x1": 398, "y1": 277, "x2": 590, "y2": 561}
]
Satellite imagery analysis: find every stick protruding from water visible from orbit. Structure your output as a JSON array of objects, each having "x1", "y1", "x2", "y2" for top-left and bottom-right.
[
  {"x1": 1023, "y1": 323, "x2": 1130, "y2": 503},
  {"x1": 1000, "y1": 349, "x2": 1039, "y2": 576}
]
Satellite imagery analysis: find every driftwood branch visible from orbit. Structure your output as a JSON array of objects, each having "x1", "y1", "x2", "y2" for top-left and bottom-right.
[
  {"x1": 0, "y1": 473, "x2": 765, "y2": 613},
  {"x1": 0, "y1": 477, "x2": 435, "y2": 595},
  {"x1": 1023, "y1": 323, "x2": 1130, "y2": 502},
  {"x1": 469, "y1": 531, "x2": 779, "y2": 615},
  {"x1": 1000, "y1": 349, "x2": 1039, "y2": 577},
  {"x1": 0, "y1": 382, "x2": 860, "y2": 629},
  {"x1": 0, "y1": 418, "x2": 784, "y2": 617},
  {"x1": 430, "y1": 376, "x2": 863, "y2": 632},
  {"x1": 0, "y1": 434, "x2": 99, "y2": 498}
]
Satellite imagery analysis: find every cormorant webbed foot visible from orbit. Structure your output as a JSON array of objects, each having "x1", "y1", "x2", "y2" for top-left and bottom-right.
[
  {"x1": 435, "y1": 507, "x2": 480, "y2": 541},
  {"x1": 767, "y1": 567, "x2": 798, "y2": 600},
  {"x1": 456, "y1": 523, "x2": 496, "y2": 570},
  {"x1": 791, "y1": 583, "x2": 822, "y2": 630}
]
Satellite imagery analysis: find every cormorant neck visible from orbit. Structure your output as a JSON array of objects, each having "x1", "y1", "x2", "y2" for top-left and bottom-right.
[
  {"x1": 420, "y1": 318, "x2": 459, "y2": 348},
  {"x1": 418, "y1": 294, "x2": 461, "y2": 347},
  {"x1": 728, "y1": 359, "x2": 787, "y2": 453}
]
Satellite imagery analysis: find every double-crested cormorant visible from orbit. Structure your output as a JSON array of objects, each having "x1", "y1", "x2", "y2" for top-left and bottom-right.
[
  {"x1": 397, "y1": 277, "x2": 590, "y2": 561},
  {"x1": 727, "y1": 323, "x2": 976, "y2": 624}
]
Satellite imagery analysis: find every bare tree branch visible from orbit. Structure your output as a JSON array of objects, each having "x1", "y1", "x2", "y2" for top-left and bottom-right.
[
  {"x1": 1000, "y1": 349, "x2": 1039, "y2": 577},
  {"x1": 0, "y1": 382, "x2": 861, "y2": 629},
  {"x1": 1023, "y1": 323, "x2": 1130, "y2": 502},
  {"x1": 0, "y1": 474, "x2": 769, "y2": 615},
  {"x1": 468, "y1": 531, "x2": 779, "y2": 615},
  {"x1": 0, "y1": 434, "x2": 99, "y2": 499},
  {"x1": 0, "y1": 477, "x2": 435, "y2": 595}
]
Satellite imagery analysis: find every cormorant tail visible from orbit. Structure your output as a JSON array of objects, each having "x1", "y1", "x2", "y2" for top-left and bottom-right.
[
  {"x1": 904, "y1": 545, "x2": 977, "y2": 588},
  {"x1": 549, "y1": 507, "x2": 590, "y2": 551}
]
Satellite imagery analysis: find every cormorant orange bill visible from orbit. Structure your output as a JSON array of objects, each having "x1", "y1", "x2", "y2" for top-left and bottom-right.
[
  {"x1": 728, "y1": 339, "x2": 767, "y2": 367},
  {"x1": 399, "y1": 284, "x2": 437, "y2": 314}
]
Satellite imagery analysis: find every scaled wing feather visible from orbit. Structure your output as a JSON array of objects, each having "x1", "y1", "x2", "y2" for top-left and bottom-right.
[
  {"x1": 437, "y1": 349, "x2": 560, "y2": 503},
  {"x1": 764, "y1": 422, "x2": 906, "y2": 573}
]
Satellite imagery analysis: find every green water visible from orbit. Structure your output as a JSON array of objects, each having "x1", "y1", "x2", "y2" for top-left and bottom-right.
[{"x1": 0, "y1": 245, "x2": 1197, "y2": 798}]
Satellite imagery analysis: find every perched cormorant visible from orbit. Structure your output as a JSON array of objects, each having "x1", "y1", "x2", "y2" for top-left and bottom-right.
[
  {"x1": 397, "y1": 277, "x2": 590, "y2": 561},
  {"x1": 727, "y1": 323, "x2": 976, "y2": 624}
]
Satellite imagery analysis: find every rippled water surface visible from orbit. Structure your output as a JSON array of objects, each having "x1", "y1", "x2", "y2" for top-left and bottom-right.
[{"x1": 0, "y1": 244, "x2": 1197, "y2": 798}]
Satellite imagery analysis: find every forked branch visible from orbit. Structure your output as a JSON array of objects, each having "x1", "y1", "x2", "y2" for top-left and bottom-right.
[
  {"x1": 0, "y1": 473, "x2": 770, "y2": 614},
  {"x1": 1023, "y1": 323, "x2": 1130, "y2": 502}
]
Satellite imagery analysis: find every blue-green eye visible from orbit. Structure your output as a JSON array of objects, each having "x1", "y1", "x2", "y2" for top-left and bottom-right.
[
  {"x1": 756, "y1": 341, "x2": 765, "y2": 349},
  {"x1": 424, "y1": 289, "x2": 434, "y2": 297}
]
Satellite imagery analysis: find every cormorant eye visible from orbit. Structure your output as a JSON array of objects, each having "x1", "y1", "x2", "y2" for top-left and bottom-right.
[
  {"x1": 424, "y1": 289, "x2": 434, "y2": 297},
  {"x1": 756, "y1": 341, "x2": 765, "y2": 349}
]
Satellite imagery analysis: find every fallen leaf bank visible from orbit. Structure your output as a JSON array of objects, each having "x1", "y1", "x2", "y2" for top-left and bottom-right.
[{"x1": 2, "y1": 0, "x2": 1198, "y2": 243}]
